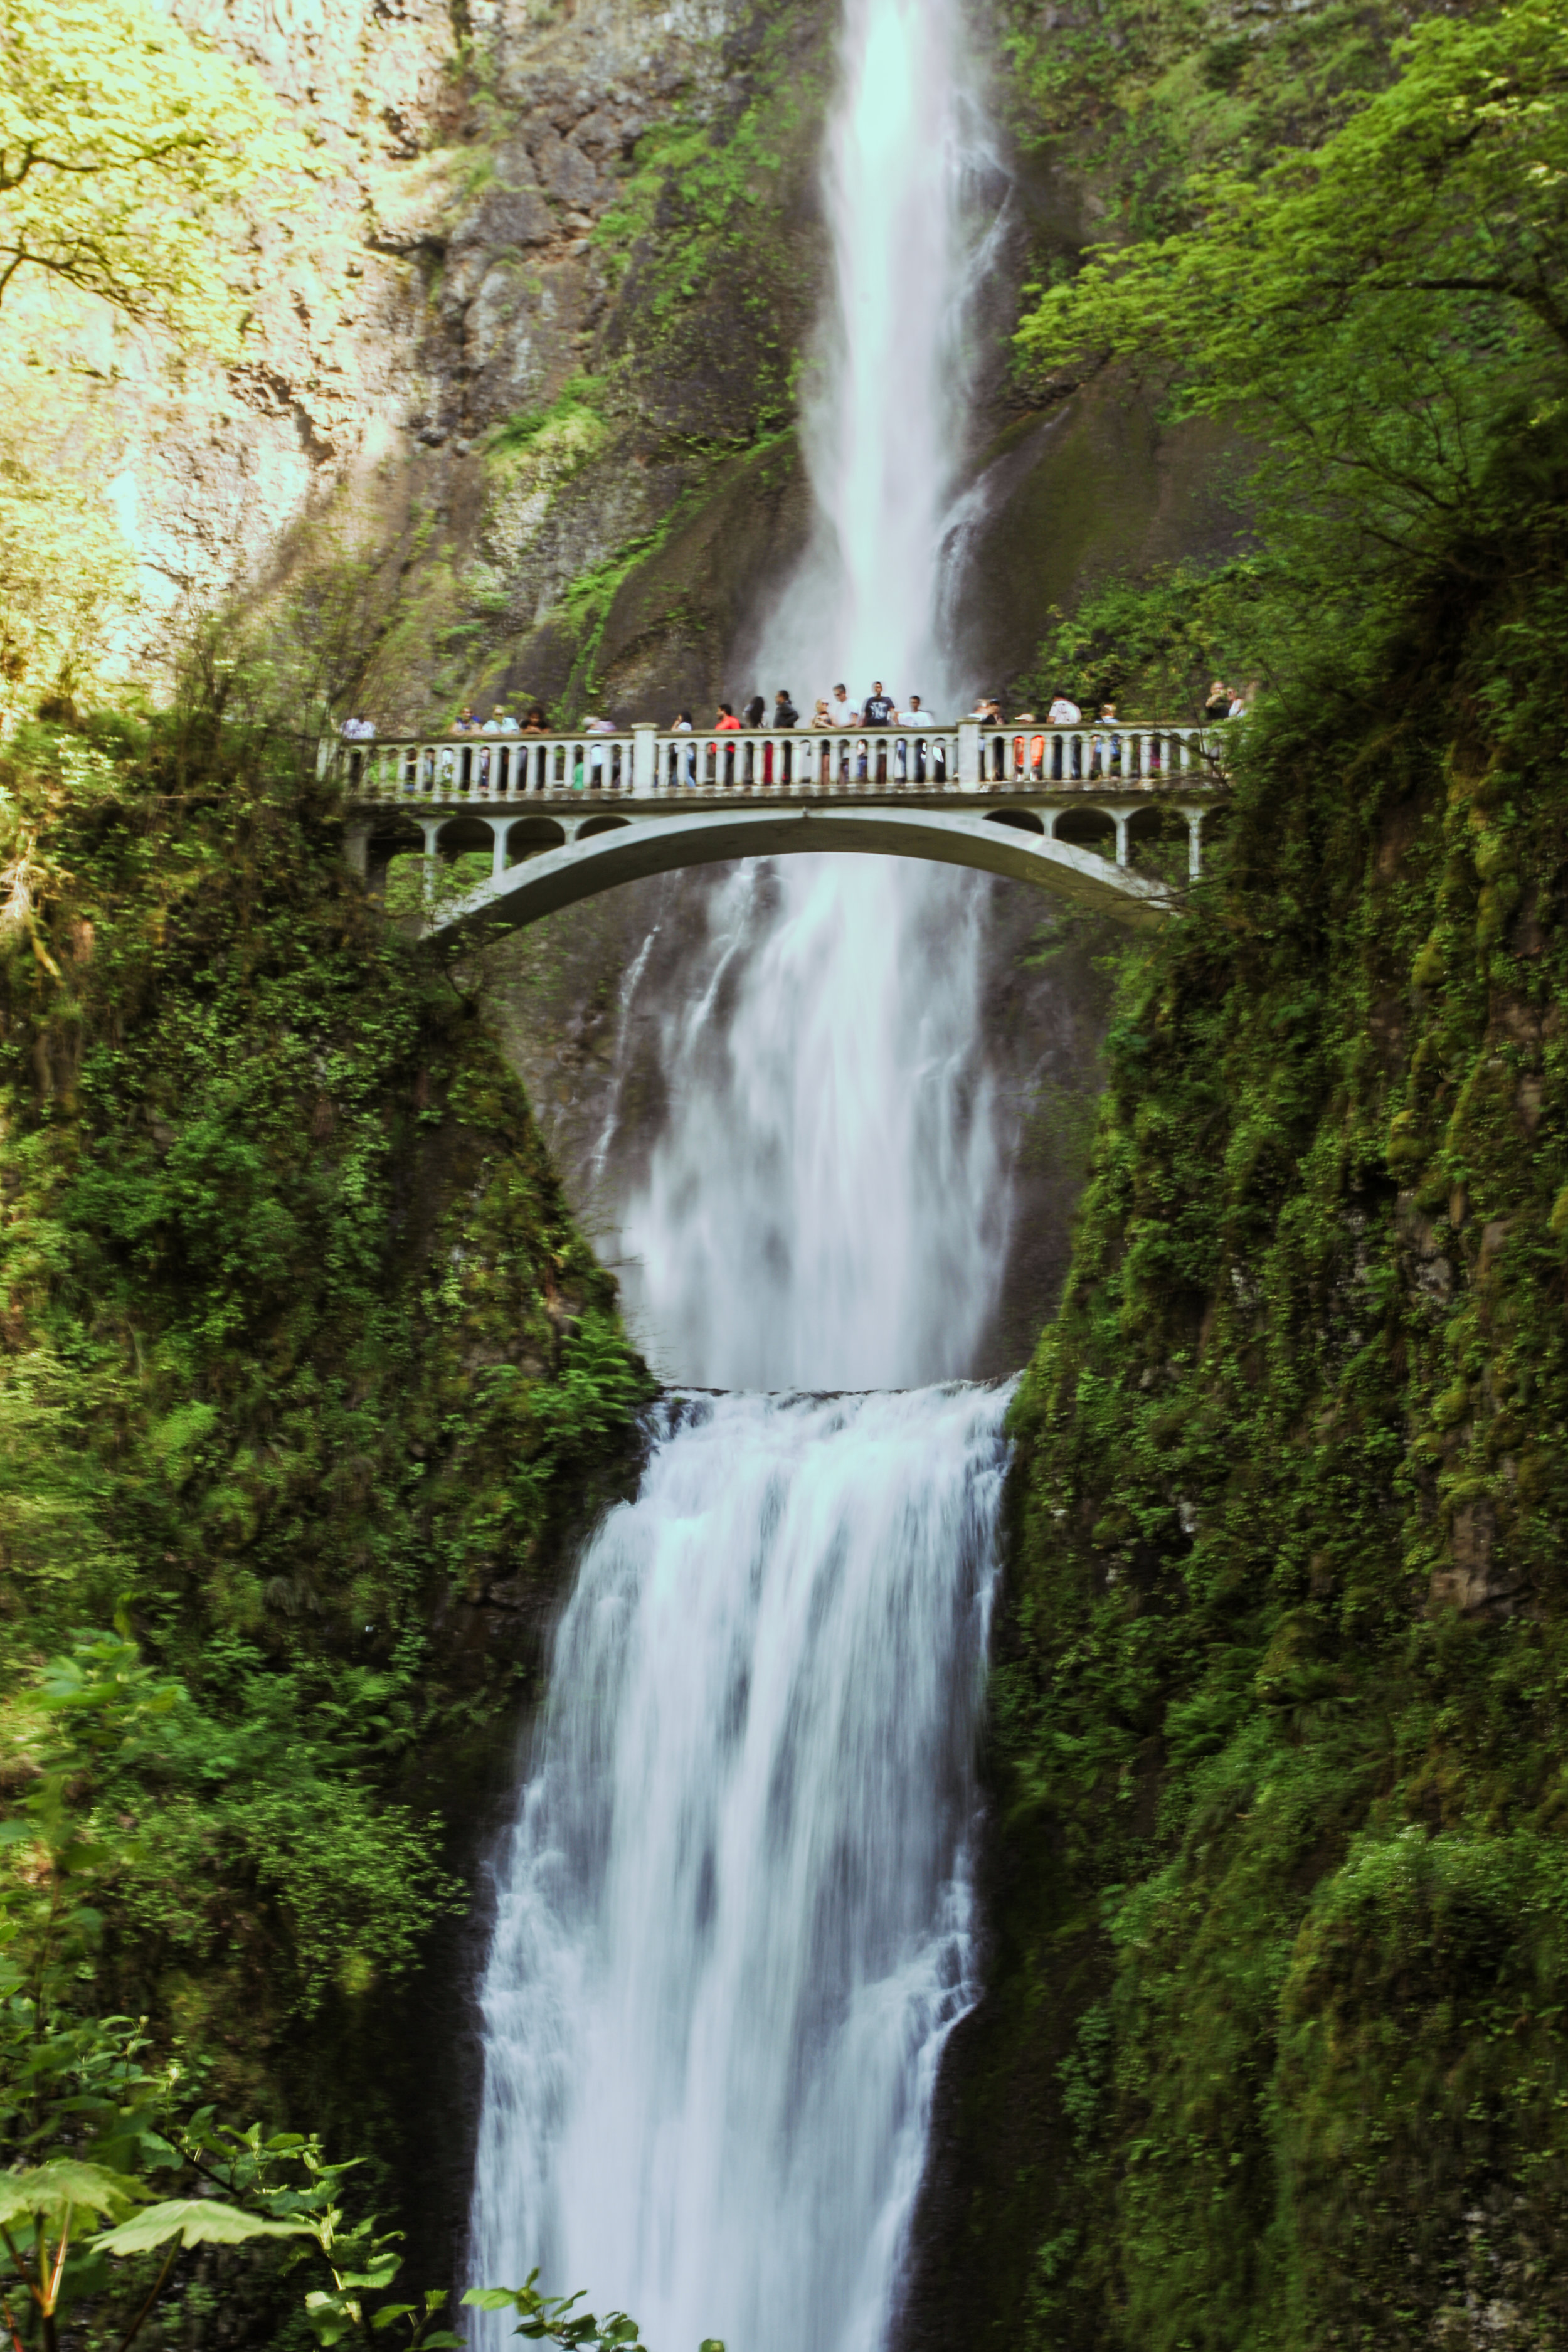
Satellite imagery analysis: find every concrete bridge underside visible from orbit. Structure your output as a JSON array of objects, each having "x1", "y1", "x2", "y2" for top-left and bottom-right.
[{"x1": 408, "y1": 804, "x2": 1183, "y2": 939}]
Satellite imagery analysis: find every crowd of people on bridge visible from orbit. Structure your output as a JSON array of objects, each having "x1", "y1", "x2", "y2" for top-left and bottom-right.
[{"x1": 339, "y1": 674, "x2": 1254, "y2": 790}]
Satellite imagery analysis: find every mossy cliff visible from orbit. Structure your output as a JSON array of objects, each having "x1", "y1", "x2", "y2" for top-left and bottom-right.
[
  {"x1": 78, "y1": 0, "x2": 1263, "y2": 729},
  {"x1": 0, "y1": 696, "x2": 650, "y2": 2263},
  {"x1": 902, "y1": 485, "x2": 1568, "y2": 2342}
]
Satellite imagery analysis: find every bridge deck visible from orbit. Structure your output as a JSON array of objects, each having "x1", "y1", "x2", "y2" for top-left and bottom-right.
[
  {"x1": 335, "y1": 723, "x2": 1228, "y2": 933},
  {"x1": 336, "y1": 716, "x2": 1225, "y2": 806}
]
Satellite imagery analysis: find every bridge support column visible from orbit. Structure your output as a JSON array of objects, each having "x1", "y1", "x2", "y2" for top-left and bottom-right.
[
  {"x1": 1185, "y1": 807, "x2": 1205, "y2": 879},
  {"x1": 632, "y1": 723, "x2": 657, "y2": 795},
  {"x1": 420, "y1": 818, "x2": 442, "y2": 901},
  {"x1": 492, "y1": 823, "x2": 509, "y2": 881},
  {"x1": 344, "y1": 822, "x2": 370, "y2": 878},
  {"x1": 1112, "y1": 809, "x2": 1131, "y2": 867}
]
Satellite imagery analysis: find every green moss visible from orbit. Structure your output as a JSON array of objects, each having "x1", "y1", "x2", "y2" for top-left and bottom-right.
[
  {"x1": 0, "y1": 692, "x2": 653, "y2": 2143},
  {"x1": 938, "y1": 485, "x2": 1568, "y2": 2346}
]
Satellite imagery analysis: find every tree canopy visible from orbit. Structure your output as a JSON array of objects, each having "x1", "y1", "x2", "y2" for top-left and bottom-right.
[
  {"x1": 0, "y1": 0, "x2": 311, "y2": 349},
  {"x1": 1016, "y1": 1, "x2": 1568, "y2": 591}
]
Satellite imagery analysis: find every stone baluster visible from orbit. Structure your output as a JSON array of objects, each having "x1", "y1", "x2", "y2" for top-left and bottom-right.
[
  {"x1": 1186, "y1": 807, "x2": 1205, "y2": 879},
  {"x1": 420, "y1": 818, "x2": 442, "y2": 901},
  {"x1": 632, "y1": 722, "x2": 656, "y2": 795}
]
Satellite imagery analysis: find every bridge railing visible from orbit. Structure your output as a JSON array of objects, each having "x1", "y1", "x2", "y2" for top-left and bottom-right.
[{"x1": 333, "y1": 719, "x2": 1222, "y2": 803}]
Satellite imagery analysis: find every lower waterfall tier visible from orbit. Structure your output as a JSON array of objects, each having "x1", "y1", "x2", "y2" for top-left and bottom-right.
[{"x1": 468, "y1": 1381, "x2": 1012, "y2": 2352}]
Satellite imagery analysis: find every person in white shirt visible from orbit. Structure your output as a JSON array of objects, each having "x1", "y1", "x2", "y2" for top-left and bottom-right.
[
  {"x1": 583, "y1": 714, "x2": 615, "y2": 784},
  {"x1": 1046, "y1": 692, "x2": 1081, "y2": 779},
  {"x1": 896, "y1": 694, "x2": 930, "y2": 781},
  {"x1": 824, "y1": 682, "x2": 856, "y2": 776}
]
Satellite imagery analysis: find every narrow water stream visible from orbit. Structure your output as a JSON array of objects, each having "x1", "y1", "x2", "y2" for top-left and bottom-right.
[{"x1": 467, "y1": 0, "x2": 1014, "y2": 2334}]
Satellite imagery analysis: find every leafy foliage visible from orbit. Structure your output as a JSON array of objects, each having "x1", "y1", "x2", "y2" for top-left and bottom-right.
[
  {"x1": 1019, "y1": 563, "x2": 1261, "y2": 718},
  {"x1": 0, "y1": 0, "x2": 311, "y2": 344},
  {"x1": 465, "y1": 2272, "x2": 724, "y2": 2352},
  {"x1": 966, "y1": 378, "x2": 1568, "y2": 2352},
  {"x1": 923, "y1": 10, "x2": 1568, "y2": 2342},
  {"x1": 1017, "y1": 2, "x2": 1568, "y2": 619},
  {"x1": 0, "y1": 642, "x2": 652, "y2": 2329}
]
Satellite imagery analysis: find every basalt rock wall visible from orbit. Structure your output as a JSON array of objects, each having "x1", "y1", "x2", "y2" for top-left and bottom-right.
[{"x1": 83, "y1": 0, "x2": 1247, "y2": 726}]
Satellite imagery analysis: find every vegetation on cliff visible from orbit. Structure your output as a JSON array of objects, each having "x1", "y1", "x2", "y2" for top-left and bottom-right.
[
  {"x1": 902, "y1": 4, "x2": 1568, "y2": 2344},
  {"x1": 0, "y1": 647, "x2": 652, "y2": 2343}
]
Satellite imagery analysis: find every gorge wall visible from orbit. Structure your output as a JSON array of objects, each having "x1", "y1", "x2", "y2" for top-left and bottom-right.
[
  {"x1": 76, "y1": 0, "x2": 1244, "y2": 723},
  {"x1": 898, "y1": 489, "x2": 1568, "y2": 2352}
]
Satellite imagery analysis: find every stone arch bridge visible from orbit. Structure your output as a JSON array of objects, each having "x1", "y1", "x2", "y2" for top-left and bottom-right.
[{"x1": 340, "y1": 718, "x2": 1227, "y2": 938}]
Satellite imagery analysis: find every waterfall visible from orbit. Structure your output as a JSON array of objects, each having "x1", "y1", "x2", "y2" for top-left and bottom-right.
[
  {"x1": 467, "y1": 1385, "x2": 1011, "y2": 2352},
  {"x1": 610, "y1": 0, "x2": 1008, "y2": 1392},
  {"x1": 617, "y1": 858, "x2": 1005, "y2": 1391},
  {"x1": 469, "y1": 0, "x2": 1013, "y2": 2337}
]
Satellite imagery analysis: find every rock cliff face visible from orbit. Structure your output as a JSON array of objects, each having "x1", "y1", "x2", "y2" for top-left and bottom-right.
[
  {"x1": 88, "y1": 0, "x2": 1241, "y2": 722},
  {"x1": 93, "y1": 0, "x2": 830, "y2": 714}
]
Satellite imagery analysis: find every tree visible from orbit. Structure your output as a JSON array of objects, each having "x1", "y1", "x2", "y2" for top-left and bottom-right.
[
  {"x1": 1, "y1": 1634, "x2": 724, "y2": 2352},
  {"x1": 1015, "y1": 1, "x2": 1568, "y2": 590},
  {"x1": 0, "y1": 0, "x2": 312, "y2": 351}
]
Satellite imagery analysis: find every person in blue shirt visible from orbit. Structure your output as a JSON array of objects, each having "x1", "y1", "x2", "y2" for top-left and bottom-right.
[{"x1": 863, "y1": 682, "x2": 896, "y2": 725}]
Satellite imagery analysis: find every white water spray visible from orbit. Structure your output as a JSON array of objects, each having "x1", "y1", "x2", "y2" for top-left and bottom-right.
[
  {"x1": 468, "y1": 1386, "x2": 1011, "y2": 2352},
  {"x1": 617, "y1": 859, "x2": 1006, "y2": 1389},
  {"x1": 469, "y1": 0, "x2": 1013, "y2": 2338},
  {"x1": 765, "y1": 0, "x2": 992, "y2": 697},
  {"x1": 612, "y1": 0, "x2": 1007, "y2": 1390}
]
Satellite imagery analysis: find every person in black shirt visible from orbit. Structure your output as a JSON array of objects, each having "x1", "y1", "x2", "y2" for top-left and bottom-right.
[
  {"x1": 863, "y1": 682, "x2": 895, "y2": 725},
  {"x1": 773, "y1": 691, "x2": 798, "y2": 728},
  {"x1": 744, "y1": 694, "x2": 766, "y2": 728}
]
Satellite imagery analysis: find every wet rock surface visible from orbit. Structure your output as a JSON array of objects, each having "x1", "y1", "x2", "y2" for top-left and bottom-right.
[{"x1": 84, "y1": 0, "x2": 1244, "y2": 725}]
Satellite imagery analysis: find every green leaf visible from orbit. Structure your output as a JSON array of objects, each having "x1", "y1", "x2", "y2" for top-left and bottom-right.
[
  {"x1": 0, "y1": 2161, "x2": 149, "y2": 2228},
  {"x1": 337, "y1": 2254, "x2": 403, "y2": 2291},
  {"x1": 93, "y1": 2198, "x2": 315, "y2": 2254}
]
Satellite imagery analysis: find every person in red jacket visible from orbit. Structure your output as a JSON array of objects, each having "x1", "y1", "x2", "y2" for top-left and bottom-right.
[{"x1": 713, "y1": 702, "x2": 741, "y2": 785}]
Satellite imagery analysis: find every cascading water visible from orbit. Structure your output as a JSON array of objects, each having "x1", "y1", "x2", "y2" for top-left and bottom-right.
[
  {"x1": 468, "y1": 0, "x2": 1012, "y2": 2335},
  {"x1": 617, "y1": 858, "x2": 1005, "y2": 1391},
  {"x1": 468, "y1": 1386, "x2": 1010, "y2": 2352},
  {"x1": 610, "y1": 0, "x2": 1007, "y2": 1392}
]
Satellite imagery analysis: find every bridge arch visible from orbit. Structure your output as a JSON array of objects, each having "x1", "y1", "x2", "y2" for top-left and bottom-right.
[
  {"x1": 421, "y1": 803, "x2": 1182, "y2": 943},
  {"x1": 507, "y1": 816, "x2": 568, "y2": 861}
]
